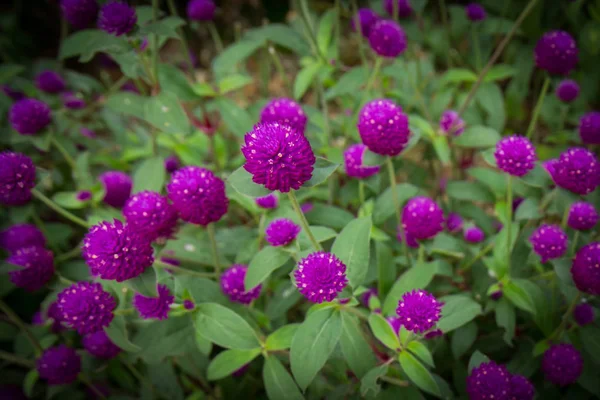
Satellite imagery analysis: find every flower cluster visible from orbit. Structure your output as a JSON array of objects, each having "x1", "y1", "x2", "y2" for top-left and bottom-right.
[
  {"x1": 494, "y1": 135, "x2": 536, "y2": 177},
  {"x1": 294, "y1": 252, "x2": 347, "y2": 303},
  {"x1": 98, "y1": 1, "x2": 137, "y2": 36},
  {"x1": 541, "y1": 344, "x2": 583, "y2": 386},
  {"x1": 37, "y1": 345, "x2": 81, "y2": 385},
  {"x1": 265, "y1": 218, "x2": 301, "y2": 247},
  {"x1": 123, "y1": 191, "x2": 179, "y2": 242},
  {"x1": 535, "y1": 30, "x2": 578, "y2": 75},
  {"x1": 396, "y1": 289, "x2": 442, "y2": 333},
  {"x1": 529, "y1": 224, "x2": 568, "y2": 263},
  {"x1": 0, "y1": 224, "x2": 45, "y2": 253},
  {"x1": 7, "y1": 246, "x2": 54, "y2": 291},
  {"x1": 467, "y1": 361, "x2": 535, "y2": 400},
  {"x1": 358, "y1": 99, "x2": 410, "y2": 156},
  {"x1": 368, "y1": 20, "x2": 407, "y2": 58},
  {"x1": 57, "y1": 282, "x2": 116, "y2": 334},
  {"x1": 402, "y1": 196, "x2": 444, "y2": 240},
  {"x1": 571, "y1": 242, "x2": 600, "y2": 295},
  {"x1": 9, "y1": 99, "x2": 51, "y2": 135},
  {"x1": 344, "y1": 144, "x2": 381, "y2": 179}
]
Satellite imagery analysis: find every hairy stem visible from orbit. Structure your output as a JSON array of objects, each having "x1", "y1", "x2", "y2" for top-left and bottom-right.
[
  {"x1": 288, "y1": 191, "x2": 322, "y2": 251},
  {"x1": 32, "y1": 189, "x2": 89, "y2": 229},
  {"x1": 207, "y1": 223, "x2": 222, "y2": 278},
  {"x1": 386, "y1": 157, "x2": 410, "y2": 266},
  {"x1": 526, "y1": 75, "x2": 550, "y2": 140}
]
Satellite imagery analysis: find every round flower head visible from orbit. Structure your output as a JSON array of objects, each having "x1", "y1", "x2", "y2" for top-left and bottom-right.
[
  {"x1": 133, "y1": 284, "x2": 174, "y2": 320},
  {"x1": 7, "y1": 246, "x2": 54, "y2": 291},
  {"x1": 568, "y1": 201, "x2": 598, "y2": 231},
  {"x1": 344, "y1": 144, "x2": 381, "y2": 179},
  {"x1": 62, "y1": 92, "x2": 86, "y2": 109},
  {"x1": 439, "y1": 110, "x2": 465, "y2": 136},
  {"x1": 368, "y1": 20, "x2": 407, "y2": 58},
  {"x1": 294, "y1": 252, "x2": 348, "y2": 303},
  {"x1": 9, "y1": 99, "x2": 51, "y2": 135},
  {"x1": 466, "y1": 361, "x2": 511, "y2": 400},
  {"x1": 578, "y1": 111, "x2": 600, "y2": 144},
  {"x1": 351, "y1": 8, "x2": 380, "y2": 37},
  {"x1": 494, "y1": 135, "x2": 536, "y2": 177},
  {"x1": 553, "y1": 147, "x2": 600, "y2": 195},
  {"x1": 574, "y1": 303, "x2": 594, "y2": 326},
  {"x1": 60, "y1": 0, "x2": 99, "y2": 29},
  {"x1": 396, "y1": 289, "x2": 442, "y2": 333},
  {"x1": 187, "y1": 0, "x2": 215, "y2": 21},
  {"x1": 242, "y1": 123, "x2": 315, "y2": 193},
  {"x1": 260, "y1": 98, "x2": 308, "y2": 135},
  {"x1": 82, "y1": 330, "x2": 121, "y2": 359},
  {"x1": 77, "y1": 190, "x2": 92, "y2": 201},
  {"x1": 397, "y1": 227, "x2": 419, "y2": 248},
  {"x1": 183, "y1": 299, "x2": 195, "y2": 310},
  {"x1": 255, "y1": 193, "x2": 278, "y2": 209},
  {"x1": 0, "y1": 224, "x2": 45, "y2": 253},
  {"x1": 387, "y1": 316, "x2": 401, "y2": 335},
  {"x1": 57, "y1": 282, "x2": 116, "y2": 334},
  {"x1": 99, "y1": 171, "x2": 132, "y2": 208},
  {"x1": 464, "y1": 226, "x2": 485, "y2": 243},
  {"x1": 220, "y1": 265, "x2": 262, "y2": 305},
  {"x1": 35, "y1": 70, "x2": 66, "y2": 94},
  {"x1": 37, "y1": 345, "x2": 81, "y2": 386},
  {"x1": 358, "y1": 99, "x2": 410, "y2": 156},
  {"x1": 402, "y1": 196, "x2": 445, "y2": 240},
  {"x1": 509, "y1": 374, "x2": 535, "y2": 400},
  {"x1": 529, "y1": 224, "x2": 567, "y2": 263},
  {"x1": 466, "y1": 3, "x2": 486, "y2": 21},
  {"x1": 265, "y1": 218, "x2": 301, "y2": 247},
  {"x1": 166, "y1": 166, "x2": 228, "y2": 225},
  {"x1": 446, "y1": 212, "x2": 463, "y2": 233},
  {"x1": 535, "y1": 30, "x2": 578, "y2": 75},
  {"x1": 542, "y1": 344, "x2": 583, "y2": 386},
  {"x1": 0, "y1": 152, "x2": 36, "y2": 206},
  {"x1": 98, "y1": 1, "x2": 137, "y2": 36},
  {"x1": 164, "y1": 155, "x2": 180, "y2": 173},
  {"x1": 384, "y1": 0, "x2": 413, "y2": 18},
  {"x1": 556, "y1": 79, "x2": 579, "y2": 103},
  {"x1": 123, "y1": 191, "x2": 178, "y2": 242},
  {"x1": 571, "y1": 242, "x2": 600, "y2": 295}
]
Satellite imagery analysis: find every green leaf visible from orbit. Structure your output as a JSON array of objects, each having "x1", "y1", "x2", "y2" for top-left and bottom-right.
[
  {"x1": 453, "y1": 126, "x2": 501, "y2": 148},
  {"x1": 325, "y1": 66, "x2": 368, "y2": 100},
  {"x1": 467, "y1": 167, "x2": 507, "y2": 197},
  {"x1": 207, "y1": 348, "x2": 261, "y2": 380},
  {"x1": 495, "y1": 298, "x2": 515, "y2": 345},
  {"x1": 217, "y1": 74, "x2": 253, "y2": 95},
  {"x1": 245, "y1": 246, "x2": 292, "y2": 291},
  {"x1": 227, "y1": 166, "x2": 271, "y2": 197},
  {"x1": 52, "y1": 191, "x2": 88, "y2": 210},
  {"x1": 303, "y1": 157, "x2": 339, "y2": 188},
  {"x1": 398, "y1": 351, "x2": 440, "y2": 397},
  {"x1": 126, "y1": 267, "x2": 157, "y2": 297},
  {"x1": 450, "y1": 322, "x2": 477, "y2": 359},
  {"x1": 212, "y1": 39, "x2": 264, "y2": 77},
  {"x1": 580, "y1": 326, "x2": 600, "y2": 365},
  {"x1": 468, "y1": 351, "x2": 490, "y2": 373},
  {"x1": 476, "y1": 82, "x2": 505, "y2": 132},
  {"x1": 360, "y1": 364, "x2": 388, "y2": 398},
  {"x1": 440, "y1": 68, "x2": 477, "y2": 85},
  {"x1": 432, "y1": 136, "x2": 451, "y2": 166},
  {"x1": 340, "y1": 313, "x2": 376, "y2": 378},
  {"x1": 195, "y1": 303, "x2": 260, "y2": 349},
  {"x1": 317, "y1": 9, "x2": 337, "y2": 55},
  {"x1": 158, "y1": 64, "x2": 199, "y2": 101},
  {"x1": 514, "y1": 198, "x2": 541, "y2": 220},
  {"x1": 305, "y1": 204, "x2": 354, "y2": 230},
  {"x1": 191, "y1": 82, "x2": 218, "y2": 97},
  {"x1": 382, "y1": 261, "x2": 437, "y2": 315},
  {"x1": 294, "y1": 62, "x2": 321, "y2": 100},
  {"x1": 503, "y1": 280, "x2": 535, "y2": 314},
  {"x1": 147, "y1": 362, "x2": 184, "y2": 400},
  {"x1": 263, "y1": 356, "x2": 304, "y2": 400},
  {"x1": 484, "y1": 64, "x2": 516, "y2": 82},
  {"x1": 106, "y1": 92, "x2": 147, "y2": 120},
  {"x1": 23, "y1": 369, "x2": 38, "y2": 398},
  {"x1": 246, "y1": 24, "x2": 310, "y2": 55},
  {"x1": 373, "y1": 183, "x2": 419, "y2": 225},
  {"x1": 144, "y1": 92, "x2": 191, "y2": 134},
  {"x1": 368, "y1": 313, "x2": 400, "y2": 351},
  {"x1": 213, "y1": 97, "x2": 254, "y2": 137},
  {"x1": 59, "y1": 29, "x2": 128, "y2": 62},
  {"x1": 104, "y1": 316, "x2": 142, "y2": 352},
  {"x1": 331, "y1": 216, "x2": 372, "y2": 289},
  {"x1": 436, "y1": 295, "x2": 482, "y2": 333},
  {"x1": 0, "y1": 64, "x2": 24, "y2": 84},
  {"x1": 132, "y1": 156, "x2": 166, "y2": 193},
  {"x1": 408, "y1": 341, "x2": 435, "y2": 367},
  {"x1": 265, "y1": 324, "x2": 300, "y2": 351},
  {"x1": 447, "y1": 181, "x2": 495, "y2": 203},
  {"x1": 137, "y1": 16, "x2": 184, "y2": 40},
  {"x1": 297, "y1": 226, "x2": 337, "y2": 249}
]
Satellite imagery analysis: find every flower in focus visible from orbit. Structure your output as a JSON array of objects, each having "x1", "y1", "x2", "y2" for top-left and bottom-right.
[
  {"x1": 294, "y1": 252, "x2": 347, "y2": 303},
  {"x1": 368, "y1": 20, "x2": 407, "y2": 58},
  {"x1": 187, "y1": 0, "x2": 215, "y2": 21},
  {"x1": 465, "y1": 3, "x2": 486, "y2": 21},
  {"x1": 541, "y1": 344, "x2": 583, "y2": 386},
  {"x1": 529, "y1": 224, "x2": 568, "y2": 263},
  {"x1": 555, "y1": 79, "x2": 579, "y2": 103},
  {"x1": 358, "y1": 99, "x2": 410, "y2": 156},
  {"x1": 133, "y1": 284, "x2": 174, "y2": 320},
  {"x1": 99, "y1": 171, "x2": 132, "y2": 208},
  {"x1": 351, "y1": 8, "x2": 380, "y2": 37},
  {"x1": 7, "y1": 246, "x2": 54, "y2": 292},
  {"x1": 402, "y1": 196, "x2": 444, "y2": 240},
  {"x1": 0, "y1": 224, "x2": 45, "y2": 253},
  {"x1": 509, "y1": 375, "x2": 535, "y2": 400},
  {"x1": 571, "y1": 242, "x2": 600, "y2": 295},
  {"x1": 464, "y1": 226, "x2": 485, "y2": 243},
  {"x1": 265, "y1": 218, "x2": 301, "y2": 247},
  {"x1": 466, "y1": 361, "x2": 511, "y2": 400},
  {"x1": 82, "y1": 330, "x2": 121, "y2": 359},
  {"x1": 494, "y1": 135, "x2": 536, "y2": 177},
  {"x1": 260, "y1": 98, "x2": 307, "y2": 135},
  {"x1": 553, "y1": 147, "x2": 600, "y2": 195},
  {"x1": 220, "y1": 265, "x2": 262, "y2": 305},
  {"x1": 344, "y1": 144, "x2": 381, "y2": 179},
  {"x1": 9, "y1": 99, "x2": 51, "y2": 135},
  {"x1": 439, "y1": 110, "x2": 465, "y2": 136},
  {"x1": 60, "y1": 0, "x2": 99, "y2": 29},
  {"x1": 535, "y1": 30, "x2": 578, "y2": 75},
  {"x1": 396, "y1": 289, "x2": 442, "y2": 333},
  {"x1": 123, "y1": 191, "x2": 178, "y2": 242},
  {"x1": 578, "y1": 111, "x2": 600, "y2": 144},
  {"x1": 383, "y1": 0, "x2": 412, "y2": 18},
  {"x1": 567, "y1": 201, "x2": 598, "y2": 231},
  {"x1": 98, "y1": 1, "x2": 137, "y2": 36},
  {"x1": 57, "y1": 282, "x2": 116, "y2": 334},
  {"x1": 255, "y1": 193, "x2": 278, "y2": 209},
  {"x1": 37, "y1": 345, "x2": 81, "y2": 385},
  {"x1": 573, "y1": 303, "x2": 594, "y2": 326}
]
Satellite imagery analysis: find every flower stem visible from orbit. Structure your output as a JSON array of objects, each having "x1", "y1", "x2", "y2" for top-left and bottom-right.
[
  {"x1": 506, "y1": 175, "x2": 513, "y2": 274},
  {"x1": 316, "y1": 78, "x2": 330, "y2": 143},
  {"x1": 288, "y1": 191, "x2": 322, "y2": 251},
  {"x1": 570, "y1": 231, "x2": 579, "y2": 256},
  {"x1": 297, "y1": 0, "x2": 326, "y2": 63},
  {"x1": 549, "y1": 292, "x2": 581, "y2": 340},
  {"x1": 268, "y1": 45, "x2": 291, "y2": 95},
  {"x1": 155, "y1": 260, "x2": 216, "y2": 278},
  {"x1": 207, "y1": 21, "x2": 224, "y2": 53},
  {"x1": 79, "y1": 374, "x2": 107, "y2": 399},
  {"x1": 472, "y1": 24, "x2": 481, "y2": 72},
  {"x1": 386, "y1": 157, "x2": 410, "y2": 266},
  {"x1": 51, "y1": 136, "x2": 75, "y2": 168},
  {"x1": 0, "y1": 350, "x2": 35, "y2": 368},
  {"x1": 151, "y1": 0, "x2": 159, "y2": 87},
  {"x1": 364, "y1": 57, "x2": 383, "y2": 97},
  {"x1": 165, "y1": 0, "x2": 195, "y2": 76},
  {"x1": 0, "y1": 300, "x2": 42, "y2": 355},
  {"x1": 380, "y1": 376, "x2": 409, "y2": 387},
  {"x1": 462, "y1": 242, "x2": 494, "y2": 271},
  {"x1": 32, "y1": 189, "x2": 89, "y2": 229},
  {"x1": 207, "y1": 223, "x2": 222, "y2": 278},
  {"x1": 56, "y1": 244, "x2": 82, "y2": 263},
  {"x1": 526, "y1": 75, "x2": 550, "y2": 140},
  {"x1": 350, "y1": 0, "x2": 367, "y2": 66},
  {"x1": 359, "y1": 180, "x2": 365, "y2": 204}
]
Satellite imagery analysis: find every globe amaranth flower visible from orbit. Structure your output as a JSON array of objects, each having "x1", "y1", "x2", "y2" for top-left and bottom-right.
[
  {"x1": 568, "y1": 201, "x2": 598, "y2": 231},
  {"x1": 99, "y1": 171, "x2": 132, "y2": 208},
  {"x1": 466, "y1": 3, "x2": 486, "y2": 21},
  {"x1": 7, "y1": 246, "x2": 54, "y2": 291},
  {"x1": 529, "y1": 224, "x2": 568, "y2": 263},
  {"x1": 344, "y1": 144, "x2": 381, "y2": 179},
  {"x1": 58, "y1": 282, "x2": 116, "y2": 334},
  {"x1": 439, "y1": 110, "x2": 465, "y2": 136},
  {"x1": 384, "y1": 0, "x2": 413, "y2": 18},
  {"x1": 542, "y1": 343, "x2": 583, "y2": 386},
  {"x1": 396, "y1": 289, "x2": 442, "y2": 333},
  {"x1": 402, "y1": 196, "x2": 445, "y2": 240},
  {"x1": 77, "y1": 190, "x2": 92, "y2": 201},
  {"x1": 242, "y1": 123, "x2": 315, "y2": 193},
  {"x1": 123, "y1": 191, "x2": 178, "y2": 242},
  {"x1": 98, "y1": 1, "x2": 137, "y2": 36},
  {"x1": 494, "y1": 135, "x2": 536, "y2": 177},
  {"x1": 368, "y1": 20, "x2": 407, "y2": 58},
  {"x1": 47, "y1": 301, "x2": 67, "y2": 333},
  {"x1": 265, "y1": 218, "x2": 301, "y2": 247},
  {"x1": 301, "y1": 202, "x2": 313, "y2": 213},
  {"x1": 220, "y1": 265, "x2": 262, "y2": 304},
  {"x1": 556, "y1": 79, "x2": 579, "y2": 103},
  {"x1": 351, "y1": 8, "x2": 379, "y2": 37},
  {"x1": 183, "y1": 299, "x2": 195, "y2": 310},
  {"x1": 294, "y1": 252, "x2": 347, "y2": 303},
  {"x1": 387, "y1": 316, "x2": 401, "y2": 335},
  {"x1": 553, "y1": 147, "x2": 600, "y2": 195},
  {"x1": 83, "y1": 330, "x2": 121, "y2": 359},
  {"x1": 464, "y1": 226, "x2": 485, "y2": 243},
  {"x1": 509, "y1": 375, "x2": 535, "y2": 400},
  {"x1": 360, "y1": 288, "x2": 378, "y2": 307},
  {"x1": 133, "y1": 284, "x2": 174, "y2": 320},
  {"x1": 396, "y1": 226, "x2": 419, "y2": 248},
  {"x1": 0, "y1": 224, "x2": 45, "y2": 253},
  {"x1": 358, "y1": 99, "x2": 410, "y2": 156},
  {"x1": 167, "y1": 166, "x2": 228, "y2": 225},
  {"x1": 535, "y1": 30, "x2": 578, "y2": 75},
  {"x1": 574, "y1": 303, "x2": 594, "y2": 326},
  {"x1": 62, "y1": 92, "x2": 86, "y2": 109},
  {"x1": 37, "y1": 345, "x2": 81, "y2": 385},
  {"x1": 0, "y1": 152, "x2": 36, "y2": 207},
  {"x1": 60, "y1": 0, "x2": 99, "y2": 29},
  {"x1": 571, "y1": 242, "x2": 600, "y2": 295},
  {"x1": 446, "y1": 212, "x2": 463, "y2": 233},
  {"x1": 187, "y1": 0, "x2": 215, "y2": 21},
  {"x1": 164, "y1": 155, "x2": 180, "y2": 173},
  {"x1": 578, "y1": 111, "x2": 600, "y2": 144},
  {"x1": 466, "y1": 361, "x2": 511, "y2": 400},
  {"x1": 35, "y1": 70, "x2": 66, "y2": 93},
  {"x1": 260, "y1": 98, "x2": 308, "y2": 135},
  {"x1": 9, "y1": 98, "x2": 51, "y2": 135},
  {"x1": 255, "y1": 193, "x2": 278, "y2": 209}
]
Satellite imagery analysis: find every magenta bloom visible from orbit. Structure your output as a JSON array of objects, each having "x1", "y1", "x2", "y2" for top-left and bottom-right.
[
  {"x1": 183, "y1": 300, "x2": 195, "y2": 310},
  {"x1": 556, "y1": 79, "x2": 579, "y2": 103},
  {"x1": 260, "y1": 98, "x2": 307, "y2": 135},
  {"x1": 187, "y1": 0, "x2": 215, "y2": 21},
  {"x1": 0, "y1": 224, "x2": 45, "y2": 253},
  {"x1": 7, "y1": 246, "x2": 54, "y2": 291},
  {"x1": 62, "y1": 92, "x2": 86, "y2": 109},
  {"x1": 542, "y1": 344, "x2": 583, "y2": 386},
  {"x1": 166, "y1": 166, "x2": 228, "y2": 225},
  {"x1": 37, "y1": 345, "x2": 81, "y2": 385},
  {"x1": 9, "y1": 99, "x2": 51, "y2": 135},
  {"x1": 360, "y1": 288, "x2": 378, "y2": 307},
  {"x1": 446, "y1": 213, "x2": 463, "y2": 233},
  {"x1": 568, "y1": 201, "x2": 598, "y2": 231},
  {"x1": 571, "y1": 242, "x2": 600, "y2": 295},
  {"x1": 0, "y1": 152, "x2": 36, "y2": 206},
  {"x1": 77, "y1": 190, "x2": 92, "y2": 201},
  {"x1": 123, "y1": 191, "x2": 178, "y2": 242},
  {"x1": 383, "y1": 0, "x2": 413, "y2": 18},
  {"x1": 509, "y1": 375, "x2": 535, "y2": 400},
  {"x1": 396, "y1": 289, "x2": 442, "y2": 333},
  {"x1": 402, "y1": 196, "x2": 444, "y2": 240},
  {"x1": 57, "y1": 282, "x2": 116, "y2": 334},
  {"x1": 553, "y1": 147, "x2": 600, "y2": 195},
  {"x1": 164, "y1": 155, "x2": 180, "y2": 173},
  {"x1": 99, "y1": 171, "x2": 132, "y2": 208},
  {"x1": 2, "y1": 85, "x2": 24, "y2": 101},
  {"x1": 265, "y1": 218, "x2": 301, "y2": 247},
  {"x1": 255, "y1": 193, "x2": 278, "y2": 209},
  {"x1": 358, "y1": 99, "x2": 410, "y2": 156},
  {"x1": 35, "y1": 71, "x2": 65, "y2": 93},
  {"x1": 494, "y1": 135, "x2": 536, "y2": 177},
  {"x1": 242, "y1": 123, "x2": 315, "y2": 193},
  {"x1": 397, "y1": 227, "x2": 419, "y2": 248},
  {"x1": 368, "y1": 20, "x2": 407, "y2": 58},
  {"x1": 573, "y1": 303, "x2": 594, "y2": 326},
  {"x1": 529, "y1": 224, "x2": 567, "y2": 263},
  {"x1": 220, "y1": 265, "x2": 262, "y2": 305},
  {"x1": 133, "y1": 284, "x2": 174, "y2": 320},
  {"x1": 294, "y1": 252, "x2": 347, "y2": 303},
  {"x1": 387, "y1": 316, "x2": 401, "y2": 335},
  {"x1": 351, "y1": 8, "x2": 380, "y2": 37},
  {"x1": 465, "y1": 3, "x2": 486, "y2": 21},
  {"x1": 47, "y1": 301, "x2": 67, "y2": 333},
  {"x1": 60, "y1": 0, "x2": 99, "y2": 29},
  {"x1": 344, "y1": 144, "x2": 381, "y2": 179},
  {"x1": 464, "y1": 226, "x2": 485, "y2": 243},
  {"x1": 578, "y1": 111, "x2": 600, "y2": 144},
  {"x1": 439, "y1": 110, "x2": 465, "y2": 136},
  {"x1": 82, "y1": 219, "x2": 154, "y2": 281},
  {"x1": 535, "y1": 31, "x2": 578, "y2": 75},
  {"x1": 82, "y1": 331, "x2": 121, "y2": 359},
  {"x1": 301, "y1": 203, "x2": 313, "y2": 213},
  {"x1": 98, "y1": 1, "x2": 137, "y2": 36},
  {"x1": 466, "y1": 361, "x2": 511, "y2": 400}
]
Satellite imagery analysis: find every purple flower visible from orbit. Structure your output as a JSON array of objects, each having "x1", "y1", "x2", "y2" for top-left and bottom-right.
[
  {"x1": 166, "y1": 166, "x2": 228, "y2": 225},
  {"x1": 383, "y1": 0, "x2": 413, "y2": 18},
  {"x1": 578, "y1": 111, "x2": 600, "y2": 145},
  {"x1": 260, "y1": 98, "x2": 308, "y2": 135},
  {"x1": 0, "y1": 224, "x2": 45, "y2": 253},
  {"x1": 164, "y1": 156, "x2": 180, "y2": 173},
  {"x1": 358, "y1": 99, "x2": 410, "y2": 156},
  {"x1": 396, "y1": 289, "x2": 442, "y2": 333},
  {"x1": 121, "y1": 81, "x2": 139, "y2": 93},
  {"x1": 535, "y1": 30, "x2": 578, "y2": 75},
  {"x1": 58, "y1": 282, "x2": 115, "y2": 334},
  {"x1": 99, "y1": 171, "x2": 132, "y2": 208},
  {"x1": 464, "y1": 226, "x2": 485, "y2": 243},
  {"x1": 80, "y1": 127, "x2": 96, "y2": 139},
  {"x1": 494, "y1": 135, "x2": 536, "y2": 177},
  {"x1": 183, "y1": 299, "x2": 195, "y2": 310},
  {"x1": 220, "y1": 265, "x2": 262, "y2": 305},
  {"x1": 368, "y1": 20, "x2": 407, "y2": 58},
  {"x1": 571, "y1": 242, "x2": 600, "y2": 295},
  {"x1": 37, "y1": 345, "x2": 81, "y2": 385},
  {"x1": 7, "y1": 246, "x2": 54, "y2": 291},
  {"x1": 573, "y1": 303, "x2": 594, "y2": 326},
  {"x1": 351, "y1": 8, "x2": 380, "y2": 37},
  {"x1": 47, "y1": 301, "x2": 67, "y2": 333},
  {"x1": 466, "y1": 361, "x2": 511, "y2": 400},
  {"x1": 133, "y1": 284, "x2": 174, "y2": 320},
  {"x1": 301, "y1": 203, "x2": 313, "y2": 213},
  {"x1": 490, "y1": 290, "x2": 503, "y2": 301},
  {"x1": 542, "y1": 159, "x2": 559, "y2": 183},
  {"x1": 0, "y1": 152, "x2": 35, "y2": 206},
  {"x1": 396, "y1": 227, "x2": 419, "y2": 248},
  {"x1": 83, "y1": 330, "x2": 121, "y2": 359},
  {"x1": 255, "y1": 193, "x2": 278, "y2": 209},
  {"x1": 509, "y1": 375, "x2": 535, "y2": 400},
  {"x1": 32, "y1": 311, "x2": 44, "y2": 326},
  {"x1": 35, "y1": 71, "x2": 65, "y2": 93},
  {"x1": 2, "y1": 85, "x2": 24, "y2": 101},
  {"x1": 402, "y1": 196, "x2": 444, "y2": 240},
  {"x1": 344, "y1": 144, "x2": 381, "y2": 179},
  {"x1": 9, "y1": 99, "x2": 51, "y2": 135},
  {"x1": 568, "y1": 201, "x2": 598, "y2": 231},
  {"x1": 98, "y1": 1, "x2": 137, "y2": 36},
  {"x1": 294, "y1": 252, "x2": 347, "y2": 303},
  {"x1": 242, "y1": 123, "x2": 315, "y2": 193},
  {"x1": 123, "y1": 191, "x2": 178, "y2": 242},
  {"x1": 465, "y1": 3, "x2": 486, "y2": 21},
  {"x1": 387, "y1": 316, "x2": 401, "y2": 335},
  {"x1": 360, "y1": 288, "x2": 378, "y2": 307},
  {"x1": 553, "y1": 147, "x2": 600, "y2": 195},
  {"x1": 60, "y1": 0, "x2": 99, "y2": 29},
  {"x1": 439, "y1": 110, "x2": 465, "y2": 136},
  {"x1": 77, "y1": 190, "x2": 92, "y2": 201},
  {"x1": 265, "y1": 218, "x2": 301, "y2": 247},
  {"x1": 542, "y1": 344, "x2": 583, "y2": 386},
  {"x1": 83, "y1": 219, "x2": 154, "y2": 281},
  {"x1": 529, "y1": 224, "x2": 568, "y2": 263},
  {"x1": 424, "y1": 329, "x2": 443, "y2": 339},
  {"x1": 446, "y1": 212, "x2": 463, "y2": 233},
  {"x1": 62, "y1": 92, "x2": 86, "y2": 109},
  {"x1": 556, "y1": 79, "x2": 579, "y2": 103},
  {"x1": 187, "y1": 0, "x2": 215, "y2": 21}
]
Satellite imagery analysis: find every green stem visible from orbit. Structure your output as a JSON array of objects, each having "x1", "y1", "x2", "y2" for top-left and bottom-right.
[
  {"x1": 462, "y1": 242, "x2": 494, "y2": 271},
  {"x1": 268, "y1": 45, "x2": 291, "y2": 95},
  {"x1": 392, "y1": 0, "x2": 399, "y2": 22},
  {"x1": 350, "y1": 0, "x2": 367, "y2": 66},
  {"x1": 316, "y1": 78, "x2": 330, "y2": 143},
  {"x1": 297, "y1": 0, "x2": 326, "y2": 63},
  {"x1": 439, "y1": 0, "x2": 452, "y2": 67},
  {"x1": 418, "y1": 245, "x2": 426, "y2": 264},
  {"x1": 0, "y1": 350, "x2": 35, "y2": 368},
  {"x1": 0, "y1": 300, "x2": 42, "y2": 355},
  {"x1": 79, "y1": 374, "x2": 107, "y2": 399},
  {"x1": 209, "y1": 134, "x2": 221, "y2": 172},
  {"x1": 122, "y1": 358, "x2": 161, "y2": 398},
  {"x1": 472, "y1": 24, "x2": 481, "y2": 72},
  {"x1": 51, "y1": 137, "x2": 75, "y2": 168},
  {"x1": 207, "y1": 21, "x2": 224, "y2": 53},
  {"x1": 56, "y1": 244, "x2": 82, "y2": 263},
  {"x1": 561, "y1": 205, "x2": 570, "y2": 230},
  {"x1": 526, "y1": 76, "x2": 550, "y2": 140},
  {"x1": 288, "y1": 191, "x2": 322, "y2": 251},
  {"x1": 506, "y1": 175, "x2": 513, "y2": 275},
  {"x1": 386, "y1": 157, "x2": 410, "y2": 266},
  {"x1": 32, "y1": 189, "x2": 89, "y2": 228},
  {"x1": 407, "y1": 72, "x2": 433, "y2": 124},
  {"x1": 151, "y1": 0, "x2": 159, "y2": 87},
  {"x1": 380, "y1": 376, "x2": 409, "y2": 387},
  {"x1": 155, "y1": 261, "x2": 216, "y2": 278},
  {"x1": 257, "y1": 212, "x2": 267, "y2": 249},
  {"x1": 358, "y1": 180, "x2": 365, "y2": 204},
  {"x1": 165, "y1": 0, "x2": 195, "y2": 76},
  {"x1": 207, "y1": 223, "x2": 222, "y2": 278},
  {"x1": 549, "y1": 292, "x2": 581, "y2": 340},
  {"x1": 558, "y1": 105, "x2": 569, "y2": 132},
  {"x1": 570, "y1": 231, "x2": 579, "y2": 256},
  {"x1": 364, "y1": 57, "x2": 383, "y2": 96}
]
